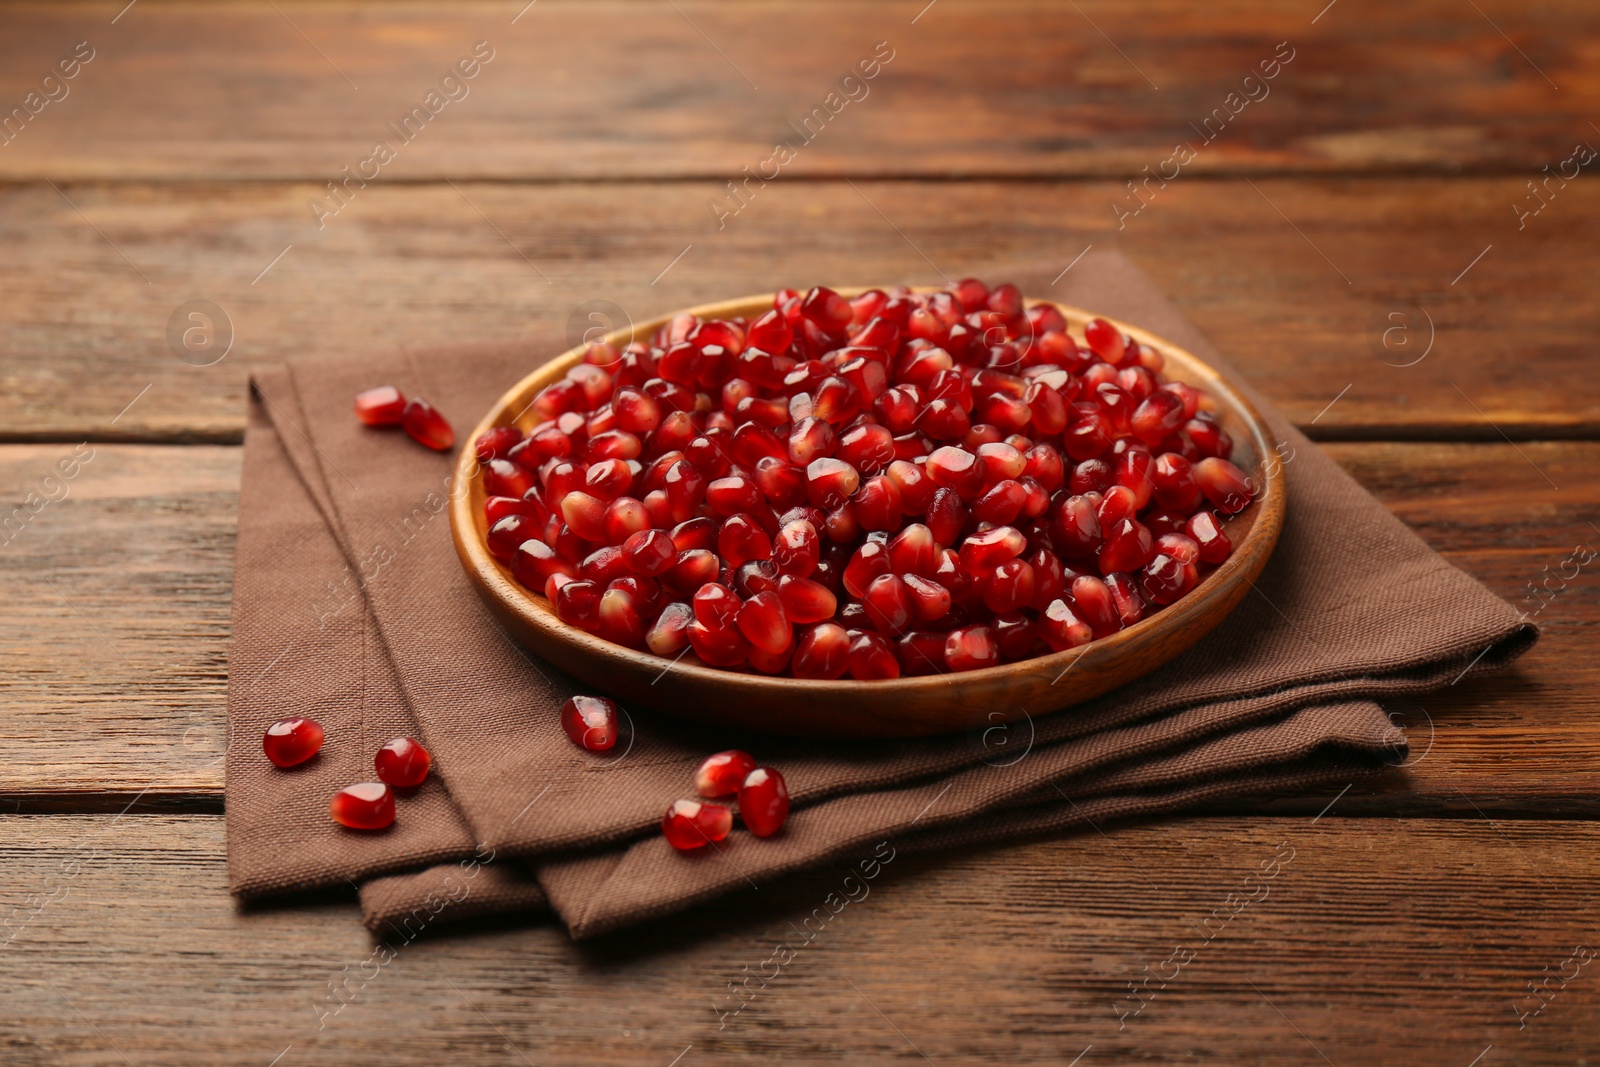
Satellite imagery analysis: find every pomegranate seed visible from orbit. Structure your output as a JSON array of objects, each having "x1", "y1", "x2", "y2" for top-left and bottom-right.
[
  {"x1": 597, "y1": 587, "x2": 647, "y2": 648},
  {"x1": 1084, "y1": 318, "x2": 1127, "y2": 364},
  {"x1": 1142, "y1": 552, "x2": 1199, "y2": 605},
  {"x1": 330, "y1": 783, "x2": 395, "y2": 831},
  {"x1": 560, "y1": 695, "x2": 620, "y2": 751},
  {"x1": 374, "y1": 736, "x2": 431, "y2": 788},
  {"x1": 863, "y1": 573, "x2": 914, "y2": 635},
  {"x1": 710, "y1": 476, "x2": 764, "y2": 518},
  {"x1": 662, "y1": 798, "x2": 734, "y2": 850},
  {"x1": 488, "y1": 514, "x2": 540, "y2": 564},
  {"x1": 886, "y1": 522, "x2": 939, "y2": 577},
  {"x1": 903, "y1": 572, "x2": 953, "y2": 623},
  {"x1": 693, "y1": 582, "x2": 742, "y2": 629},
  {"x1": 772, "y1": 518, "x2": 821, "y2": 577},
  {"x1": 746, "y1": 308, "x2": 794, "y2": 353},
  {"x1": 585, "y1": 458, "x2": 636, "y2": 501},
  {"x1": 485, "y1": 494, "x2": 547, "y2": 526},
  {"x1": 512, "y1": 539, "x2": 577, "y2": 588},
  {"x1": 560, "y1": 492, "x2": 607, "y2": 542},
  {"x1": 944, "y1": 624, "x2": 999, "y2": 672},
  {"x1": 777, "y1": 574, "x2": 838, "y2": 624},
  {"x1": 663, "y1": 548, "x2": 720, "y2": 596},
  {"x1": 1193, "y1": 457, "x2": 1256, "y2": 515},
  {"x1": 847, "y1": 632, "x2": 902, "y2": 679},
  {"x1": 1105, "y1": 571, "x2": 1146, "y2": 627},
  {"x1": 1185, "y1": 416, "x2": 1232, "y2": 460},
  {"x1": 1070, "y1": 575, "x2": 1121, "y2": 637},
  {"x1": 806, "y1": 457, "x2": 861, "y2": 510},
  {"x1": 959, "y1": 525, "x2": 1026, "y2": 572},
  {"x1": 1040, "y1": 598, "x2": 1093, "y2": 651},
  {"x1": 263, "y1": 717, "x2": 324, "y2": 768},
  {"x1": 973, "y1": 478, "x2": 1027, "y2": 524},
  {"x1": 718, "y1": 513, "x2": 772, "y2": 567},
  {"x1": 1023, "y1": 443, "x2": 1065, "y2": 491},
  {"x1": 739, "y1": 767, "x2": 790, "y2": 837},
  {"x1": 792, "y1": 622, "x2": 850, "y2": 679},
  {"x1": 696, "y1": 750, "x2": 758, "y2": 798},
  {"x1": 1156, "y1": 532, "x2": 1202, "y2": 566},
  {"x1": 401, "y1": 398, "x2": 455, "y2": 451},
  {"x1": 735, "y1": 590, "x2": 792, "y2": 654},
  {"x1": 1185, "y1": 510, "x2": 1233, "y2": 564},
  {"x1": 646, "y1": 600, "x2": 694, "y2": 655},
  {"x1": 1097, "y1": 518, "x2": 1155, "y2": 575},
  {"x1": 601, "y1": 496, "x2": 650, "y2": 545},
  {"x1": 1131, "y1": 389, "x2": 1187, "y2": 445},
  {"x1": 355, "y1": 385, "x2": 406, "y2": 426},
  {"x1": 843, "y1": 539, "x2": 892, "y2": 598},
  {"x1": 855, "y1": 475, "x2": 903, "y2": 532},
  {"x1": 554, "y1": 579, "x2": 603, "y2": 630},
  {"x1": 838, "y1": 423, "x2": 895, "y2": 476},
  {"x1": 982, "y1": 558, "x2": 1036, "y2": 613},
  {"x1": 1151, "y1": 453, "x2": 1203, "y2": 513},
  {"x1": 925, "y1": 446, "x2": 987, "y2": 498},
  {"x1": 474, "y1": 425, "x2": 523, "y2": 462},
  {"x1": 921, "y1": 489, "x2": 965, "y2": 549},
  {"x1": 622, "y1": 528, "x2": 677, "y2": 576},
  {"x1": 656, "y1": 459, "x2": 703, "y2": 523}
]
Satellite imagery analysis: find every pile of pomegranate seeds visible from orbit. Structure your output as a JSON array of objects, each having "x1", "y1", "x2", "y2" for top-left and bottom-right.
[
  {"x1": 355, "y1": 385, "x2": 456, "y2": 452},
  {"x1": 482, "y1": 279, "x2": 1256, "y2": 678},
  {"x1": 262, "y1": 717, "x2": 432, "y2": 831},
  {"x1": 554, "y1": 704, "x2": 792, "y2": 849},
  {"x1": 662, "y1": 749, "x2": 789, "y2": 850}
]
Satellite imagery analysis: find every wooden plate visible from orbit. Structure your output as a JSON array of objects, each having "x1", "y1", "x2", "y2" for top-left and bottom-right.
[{"x1": 450, "y1": 291, "x2": 1285, "y2": 739}]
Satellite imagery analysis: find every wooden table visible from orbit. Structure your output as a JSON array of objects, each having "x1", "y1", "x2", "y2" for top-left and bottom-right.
[{"x1": 3, "y1": 2, "x2": 1596, "y2": 1062}]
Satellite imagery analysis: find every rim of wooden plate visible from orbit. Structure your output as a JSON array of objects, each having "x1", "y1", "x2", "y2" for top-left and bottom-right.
[{"x1": 449, "y1": 290, "x2": 1286, "y2": 739}]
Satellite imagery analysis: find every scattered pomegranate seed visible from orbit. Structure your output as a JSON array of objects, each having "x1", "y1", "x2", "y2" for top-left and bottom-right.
[
  {"x1": 400, "y1": 398, "x2": 455, "y2": 451},
  {"x1": 738, "y1": 767, "x2": 790, "y2": 837},
  {"x1": 263, "y1": 717, "x2": 324, "y2": 768},
  {"x1": 560, "y1": 694, "x2": 620, "y2": 752},
  {"x1": 374, "y1": 736, "x2": 431, "y2": 788},
  {"x1": 695, "y1": 750, "x2": 758, "y2": 798},
  {"x1": 330, "y1": 783, "x2": 395, "y2": 831},
  {"x1": 662, "y1": 798, "x2": 734, "y2": 850},
  {"x1": 491, "y1": 280, "x2": 1251, "y2": 677},
  {"x1": 354, "y1": 386, "x2": 406, "y2": 426}
]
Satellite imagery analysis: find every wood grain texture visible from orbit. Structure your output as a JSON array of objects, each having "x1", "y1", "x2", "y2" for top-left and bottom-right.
[
  {"x1": 0, "y1": 441, "x2": 1592, "y2": 811},
  {"x1": 3, "y1": 177, "x2": 1597, "y2": 444},
  {"x1": 0, "y1": 0, "x2": 1593, "y2": 181},
  {"x1": 4, "y1": 813, "x2": 1598, "y2": 1065}
]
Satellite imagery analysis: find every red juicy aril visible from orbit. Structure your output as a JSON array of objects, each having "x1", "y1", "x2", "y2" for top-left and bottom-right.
[
  {"x1": 662, "y1": 798, "x2": 734, "y2": 851},
  {"x1": 695, "y1": 749, "x2": 757, "y2": 797},
  {"x1": 354, "y1": 386, "x2": 406, "y2": 426},
  {"x1": 331, "y1": 782, "x2": 395, "y2": 830},
  {"x1": 483, "y1": 281, "x2": 1255, "y2": 677},
  {"x1": 374, "y1": 736, "x2": 431, "y2": 788},
  {"x1": 263, "y1": 717, "x2": 324, "y2": 768},
  {"x1": 738, "y1": 767, "x2": 790, "y2": 837},
  {"x1": 560, "y1": 694, "x2": 620, "y2": 751}
]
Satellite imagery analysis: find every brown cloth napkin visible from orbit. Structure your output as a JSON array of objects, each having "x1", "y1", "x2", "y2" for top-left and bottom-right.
[{"x1": 225, "y1": 251, "x2": 1536, "y2": 940}]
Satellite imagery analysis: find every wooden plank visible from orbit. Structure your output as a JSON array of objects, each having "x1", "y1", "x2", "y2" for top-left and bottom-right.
[
  {"x1": 3, "y1": 177, "x2": 1597, "y2": 443},
  {"x1": 0, "y1": 441, "x2": 1593, "y2": 812},
  {"x1": 0, "y1": 0, "x2": 1593, "y2": 181},
  {"x1": 3, "y1": 813, "x2": 1597, "y2": 1065},
  {"x1": 0, "y1": 445, "x2": 236, "y2": 808}
]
